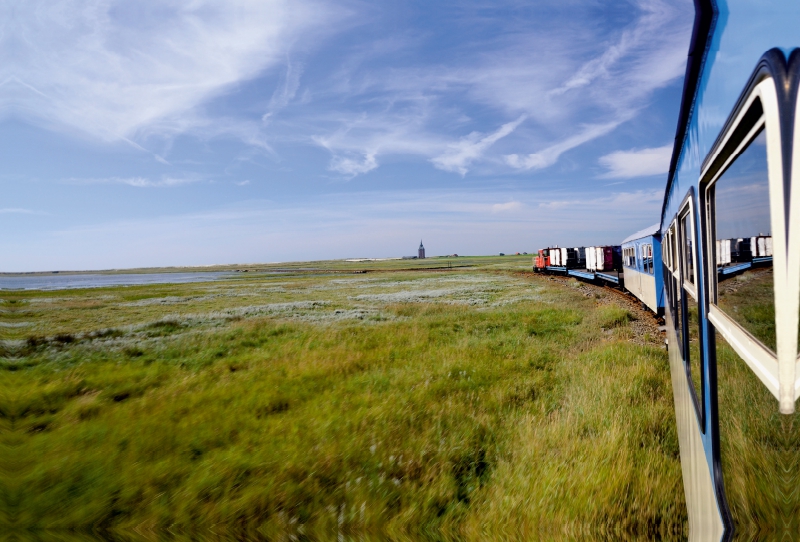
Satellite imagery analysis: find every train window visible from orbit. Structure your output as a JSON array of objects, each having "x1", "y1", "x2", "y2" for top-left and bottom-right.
[
  {"x1": 664, "y1": 232, "x2": 673, "y2": 271},
  {"x1": 687, "y1": 300, "x2": 702, "y2": 416},
  {"x1": 623, "y1": 247, "x2": 633, "y2": 268},
  {"x1": 666, "y1": 234, "x2": 672, "y2": 272},
  {"x1": 650, "y1": 244, "x2": 655, "y2": 274},
  {"x1": 671, "y1": 222, "x2": 680, "y2": 274},
  {"x1": 680, "y1": 210, "x2": 696, "y2": 290},
  {"x1": 716, "y1": 330, "x2": 800, "y2": 532},
  {"x1": 667, "y1": 221, "x2": 680, "y2": 337},
  {"x1": 640, "y1": 245, "x2": 646, "y2": 273},
  {"x1": 642, "y1": 245, "x2": 646, "y2": 271},
  {"x1": 674, "y1": 276, "x2": 684, "y2": 355},
  {"x1": 710, "y1": 128, "x2": 775, "y2": 353}
]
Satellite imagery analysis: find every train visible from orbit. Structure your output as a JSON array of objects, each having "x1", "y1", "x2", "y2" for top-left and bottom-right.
[
  {"x1": 533, "y1": 225, "x2": 666, "y2": 315},
  {"x1": 534, "y1": 1, "x2": 799, "y2": 539}
]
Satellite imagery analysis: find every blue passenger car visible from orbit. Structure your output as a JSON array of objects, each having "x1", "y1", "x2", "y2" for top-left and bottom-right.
[
  {"x1": 660, "y1": 0, "x2": 799, "y2": 539},
  {"x1": 620, "y1": 224, "x2": 664, "y2": 314}
]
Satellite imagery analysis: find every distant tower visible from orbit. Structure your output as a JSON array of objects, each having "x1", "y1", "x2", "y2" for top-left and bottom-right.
[{"x1": 418, "y1": 240, "x2": 425, "y2": 259}]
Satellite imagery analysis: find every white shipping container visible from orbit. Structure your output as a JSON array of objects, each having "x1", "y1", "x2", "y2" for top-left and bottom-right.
[
  {"x1": 596, "y1": 247, "x2": 605, "y2": 271},
  {"x1": 717, "y1": 239, "x2": 731, "y2": 265},
  {"x1": 757, "y1": 236, "x2": 766, "y2": 257},
  {"x1": 766, "y1": 236, "x2": 773, "y2": 256},
  {"x1": 586, "y1": 246, "x2": 595, "y2": 271}
]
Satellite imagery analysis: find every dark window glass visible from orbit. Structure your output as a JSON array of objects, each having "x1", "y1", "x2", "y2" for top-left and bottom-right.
[
  {"x1": 672, "y1": 227, "x2": 680, "y2": 272},
  {"x1": 713, "y1": 129, "x2": 775, "y2": 352},
  {"x1": 687, "y1": 302, "x2": 702, "y2": 410},
  {"x1": 716, "y1": 331, "x2": 800, "y2": 535},
  {"x1": 674, "y1": 281, "x2": 684, "y2": 354}
]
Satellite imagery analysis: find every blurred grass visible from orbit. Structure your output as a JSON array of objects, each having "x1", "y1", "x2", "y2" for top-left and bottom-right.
[
  {"x1": 716, "y1": 333, "x2": 800, "y2": 540},
  {"x1": 0, "y1": 265, "x2": 685, "y2": 539},
  {"x1": 716, "y1": 267, "x2": 775, "y2": 352}
]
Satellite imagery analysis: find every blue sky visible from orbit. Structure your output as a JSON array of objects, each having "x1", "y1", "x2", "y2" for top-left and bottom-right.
[{"x1": 1, "y1": 0, "x2": 693, "y2": 271}]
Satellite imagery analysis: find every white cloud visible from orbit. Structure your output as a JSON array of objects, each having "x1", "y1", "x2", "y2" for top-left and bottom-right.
[
  {"x1": 598, "y1": 144, "x2": 672, "y2": 178},
  {"x1": 66, "y1": 176, "x2": 199, "y2": 188},
  {"x1": 491, "y1": 201, "x2": 523, "y2": 213},
  {"x1": 263, "y1": 59, "x2": 305, "y2": 122},
  {"x1": 306, "y1": 0, "x2": 692, "y2": 176},
  {"x1": 0, "y1": 0, "x2": 342, "y2": 142},
  {"x1": 0, "y1": 208, "x2": 36, "y2": 214},
  {"x1": 505, "y1": 121, "x2": 622, "y2": 170},
  {"x1": 329, "y1": 152, "x2": 379, "y2": 177},
  {"x1": 431, "y1": 116, "x2": 526, "y2": 175},
  {"x1": 537, "y1": 189, "x2": 662, "y2": 212}
]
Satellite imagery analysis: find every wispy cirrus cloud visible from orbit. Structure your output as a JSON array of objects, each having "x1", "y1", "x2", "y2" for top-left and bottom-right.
[
  {"x1": 0, "y1": 208, "x2": 38, "y2": 214},
  {"x1": 330, "y1": 152, "x2": 379, "y2": 177},
  {"x1": 263, "y1": 59, "x2": 305, "y2": 122},
  {"x1": 65, "y1": 176, "x2": 200, "y2": 188},
  {"x1": 505, "y1": 121, "x2": 623, "y2": 171},
  {"x1": 0, "y1": 0, "x2": 345, "y2": 144},
  {"x1": 598, "y1": 144, "x2": 672, "y2": 178},
  {"x1": 305, "y1": 0, "x2": 692, "y2": 178},
  {"x1": 491, "y1": 201, "x2": 523, "y2": 213},
  {"x1": 431, "y1": 116, "x2": 526, "y2": 175}
]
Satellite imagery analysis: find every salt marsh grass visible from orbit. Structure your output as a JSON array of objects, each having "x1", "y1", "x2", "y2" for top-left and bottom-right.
[{"x1": 0, "y1": 264, "x2": 685, "y2": 539}]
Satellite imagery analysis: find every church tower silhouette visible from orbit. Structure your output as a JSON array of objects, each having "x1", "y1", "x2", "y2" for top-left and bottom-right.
[{"x1": 418, "y1": 240, "x2": 425, "y2": 259}]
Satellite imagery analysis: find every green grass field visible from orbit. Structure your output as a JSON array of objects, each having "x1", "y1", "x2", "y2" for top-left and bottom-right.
[{"x1": 1, "y1": 259, "x2": 686, "y2": 539}]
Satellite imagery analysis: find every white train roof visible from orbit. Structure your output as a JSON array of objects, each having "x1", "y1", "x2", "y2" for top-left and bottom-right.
[{"x1": 622, "y1": 223, "x2": 660, "y2": 244}]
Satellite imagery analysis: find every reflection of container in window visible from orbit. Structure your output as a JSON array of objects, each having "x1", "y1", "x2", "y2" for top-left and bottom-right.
[
  {"x1": 712, "y1": 128, "x2": 775, "y2": 352},
  {"x1": 716, "y1": 239, "x2": 732, "y2": 266}
]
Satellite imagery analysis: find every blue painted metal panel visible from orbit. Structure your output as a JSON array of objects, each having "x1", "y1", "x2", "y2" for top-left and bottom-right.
[
  {"x1": 663, "y1": 1, "x2": 800, "y2": 230},
  {"x1": 545, "y1": 266, "x2": 566, "y2": 273},
  {"x1": 718, "y1": 262, "x2": 751, "y2": 275},
  {"x1": 596, "y1": 272, "x2": 619, "y2": 285},
  {"x1": 567, "y1": 269, "x2": 595, "y2": 281}
]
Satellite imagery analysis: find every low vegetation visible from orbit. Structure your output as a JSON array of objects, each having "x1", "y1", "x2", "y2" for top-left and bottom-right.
[{"x1": 1, "y1": 261, "x2": 686, "y2": 539}]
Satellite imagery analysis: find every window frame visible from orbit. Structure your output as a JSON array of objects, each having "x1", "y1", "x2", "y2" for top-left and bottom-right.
[
  {"x1": 701, "y1": 77, "x2": 787, "y2": 405},
  {"x1": 679, "y1": 198, "x2": 698, "y2": 301},
  {"x1": 790, "y1": 78, "x2": 800, "y2": 398}
]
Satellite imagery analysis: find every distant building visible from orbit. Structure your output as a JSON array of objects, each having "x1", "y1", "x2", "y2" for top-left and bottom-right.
[{"x1": 418, "y1": 240, "x2": 426, "y2": 259}]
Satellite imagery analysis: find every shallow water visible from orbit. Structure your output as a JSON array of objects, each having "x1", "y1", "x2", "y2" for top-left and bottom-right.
[{"x1": 0, "y1": 272, "x2": 237, "y2": 291}]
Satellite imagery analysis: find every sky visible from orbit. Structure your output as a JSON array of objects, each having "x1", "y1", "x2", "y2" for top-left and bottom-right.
[{"x1": 1, "y1": 0, "x2": 695, "y2": 271}]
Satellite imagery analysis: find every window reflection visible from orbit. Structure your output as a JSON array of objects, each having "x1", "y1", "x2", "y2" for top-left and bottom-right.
[
  {"x1": 716, "y1": 331, "x2": 800, "y2": 535},
  {"x1": 712, "y1": 129, "x2": 775, "y2": 352},
  {"x1": 675, "y1": 283, "x2": 684, "y2": 355},
  {"x1": 688, "y1": 303, "x2": 702, "y2": 410}
]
